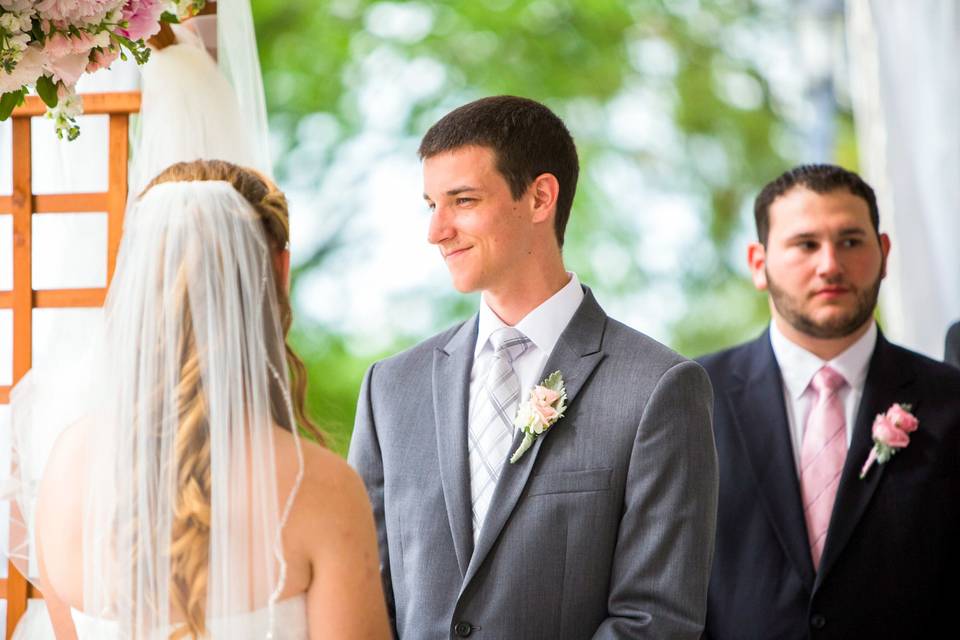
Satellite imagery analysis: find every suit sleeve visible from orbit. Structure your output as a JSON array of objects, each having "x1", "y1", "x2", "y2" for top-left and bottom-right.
[
  {"x1": 347, "y1": 363, "x2": 398, "y2": 637},
  {"x1": 592, "y1": 360, "x2": 719, "y2": 639}
]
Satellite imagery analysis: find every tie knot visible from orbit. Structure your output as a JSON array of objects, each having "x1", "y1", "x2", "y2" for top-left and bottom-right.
[
  {"x1": 489, "y1": 327, "x2": 531, "y2": 363},
  {"x1": 811, "y1": 366, "x2": 845, "y2": 395}
]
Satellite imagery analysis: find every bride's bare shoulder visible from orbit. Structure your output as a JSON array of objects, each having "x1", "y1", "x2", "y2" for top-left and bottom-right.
[
  {"x1": 41, "y1": 418, "x2": 91, "y2": 492},
  {"x1": 274, "y1": 431, "x2": 373, "y2": 530}
]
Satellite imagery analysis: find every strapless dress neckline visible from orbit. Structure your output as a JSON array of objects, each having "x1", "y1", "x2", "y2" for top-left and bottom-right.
[{"x1": 69, "y1": 592, "x2": 308, "y2": 639}]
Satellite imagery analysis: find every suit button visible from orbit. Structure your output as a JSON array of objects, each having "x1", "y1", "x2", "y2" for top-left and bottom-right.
[
  {"x1": 454, "y1": 621, "x2": 473, "y2": 637},
  {"x1": 810, "y1": 614, "x2": 826, "y2": 629}
]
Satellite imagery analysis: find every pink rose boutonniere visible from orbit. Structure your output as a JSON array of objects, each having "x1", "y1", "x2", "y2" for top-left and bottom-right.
[
  {"x1": 859, "y1": 403, "x2": 919, "y2": 479},
  {"x1": 509, "y1": 371, "x2": 567, "y2": 464}
]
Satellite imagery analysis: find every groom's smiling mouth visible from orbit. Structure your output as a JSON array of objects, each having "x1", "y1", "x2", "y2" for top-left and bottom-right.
[{"x1": 443, "y1": 246, "x2": 473, "y2": 260}]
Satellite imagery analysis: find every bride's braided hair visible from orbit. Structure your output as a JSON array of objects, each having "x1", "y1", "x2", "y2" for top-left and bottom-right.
[{"x1": 142, "y1": 160, "x2": 324, "y2": 639}]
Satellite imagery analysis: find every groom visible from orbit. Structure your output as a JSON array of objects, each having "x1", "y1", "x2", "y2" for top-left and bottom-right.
[{"x1": 349, "y1": 96, "x2": 718, "y2": 639}]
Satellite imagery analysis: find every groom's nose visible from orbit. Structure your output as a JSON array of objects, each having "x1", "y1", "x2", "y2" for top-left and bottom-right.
[{"x1": 428, "y1": 204, "x2": 454, "y2": 245}]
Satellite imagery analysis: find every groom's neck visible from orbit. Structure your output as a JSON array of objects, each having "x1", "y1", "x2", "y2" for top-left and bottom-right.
[{"x1": 483, "y1": 262, "x2": 570, "y2": 326}]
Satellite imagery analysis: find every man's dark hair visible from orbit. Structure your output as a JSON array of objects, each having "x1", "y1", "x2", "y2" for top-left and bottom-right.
[
  {"x1": 754, "y1": 164, "x2": 880, "y2": 245},
  {"x1": 418, "y1": 95, "x2": 579, "y2": 247}
]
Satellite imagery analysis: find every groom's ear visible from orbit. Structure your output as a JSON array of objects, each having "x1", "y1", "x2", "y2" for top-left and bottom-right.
[
  {"x1": 747, "y1": 242, "x2": 768, "y2": 291},
  {"x1": 529, "y1": 173, "x2": 560, "y2": 226}
]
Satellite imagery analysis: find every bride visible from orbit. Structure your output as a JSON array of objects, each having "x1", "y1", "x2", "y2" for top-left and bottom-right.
[{"x1": 11, "y1": 160, "x2": 391, "y2": 639}]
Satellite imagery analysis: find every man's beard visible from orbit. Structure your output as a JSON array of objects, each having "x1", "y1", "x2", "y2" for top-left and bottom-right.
[{"x1": 766, "y1": 268, "x2": 883, "y2": 340}]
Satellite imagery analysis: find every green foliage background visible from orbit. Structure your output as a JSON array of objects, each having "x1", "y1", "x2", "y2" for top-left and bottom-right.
[{"x1": 249, "y1": 0, "x2": 854, "y2": 454}]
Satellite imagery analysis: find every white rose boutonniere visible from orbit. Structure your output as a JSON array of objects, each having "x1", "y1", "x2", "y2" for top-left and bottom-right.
[{"x1": 509, "y1": 371, "x2": 567, "y2": 464}]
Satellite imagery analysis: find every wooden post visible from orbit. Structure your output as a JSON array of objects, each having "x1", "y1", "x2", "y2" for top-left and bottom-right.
[
  {"x1": 0, "y1": 91, "x2": 140, "y2": 634},
  {"x1": 6, "y1": 113, "x2": 33, "y2": 640}
]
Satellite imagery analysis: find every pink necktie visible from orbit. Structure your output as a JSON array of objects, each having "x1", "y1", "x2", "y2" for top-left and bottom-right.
[{"x1": 800, "y1": 365, "x2": 847, "y2": 570}]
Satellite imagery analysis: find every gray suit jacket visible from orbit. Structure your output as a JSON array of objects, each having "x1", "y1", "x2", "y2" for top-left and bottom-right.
[{"x1": 348, "y1": 289, "x2": 718, "y2": 639}]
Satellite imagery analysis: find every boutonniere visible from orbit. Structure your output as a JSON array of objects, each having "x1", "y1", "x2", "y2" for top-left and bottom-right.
[
  {"x1": 509, "y1": 371, "x2": 568, "y2": 464},
  {"x1": 859, "y1": 403, "x2": 919, "y2": 479}
]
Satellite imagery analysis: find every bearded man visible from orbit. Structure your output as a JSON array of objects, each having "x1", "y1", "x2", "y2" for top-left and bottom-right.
[{"x1": 699, "y1": 164, "x2": 960, "y2": 639}]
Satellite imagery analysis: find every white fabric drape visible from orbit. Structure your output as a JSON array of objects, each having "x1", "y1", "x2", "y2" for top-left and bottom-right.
[{"x1": 846, "y1": 0, "x2": 960, "y2": 358}]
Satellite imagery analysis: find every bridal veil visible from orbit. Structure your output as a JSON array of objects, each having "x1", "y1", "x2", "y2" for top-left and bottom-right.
[{"x1": 10, "y1": 179, "x2": 303, "y2": 637}]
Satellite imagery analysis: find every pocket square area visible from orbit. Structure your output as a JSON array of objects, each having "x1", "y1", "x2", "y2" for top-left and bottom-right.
[{"x1": 526, "y1": 467, "x2": 613, "y2": 496}]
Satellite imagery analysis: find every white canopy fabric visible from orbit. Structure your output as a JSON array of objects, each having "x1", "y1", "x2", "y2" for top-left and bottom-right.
[{"x1": 846, "y1": 0, "x2": 960, "y2": 359}]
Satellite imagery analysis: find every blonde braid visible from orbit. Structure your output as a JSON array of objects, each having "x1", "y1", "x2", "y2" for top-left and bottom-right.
[
  {"x1": 146, "y1": 160, "x2": 326, "y2": 444},
  {"x1": 136, "y1": 160, "x2": 326, "y2": 638},
  {"x1": 169, "y1": 282, "x2": 211, "y2": 640}
]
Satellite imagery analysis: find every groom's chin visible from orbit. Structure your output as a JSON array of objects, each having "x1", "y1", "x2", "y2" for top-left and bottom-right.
[
  {"x1": 447, "y1": 271, "x2": 482, "y2": 294},
  {"x1": 450, "y1": 278, "x2": 480, "y2": 294}
]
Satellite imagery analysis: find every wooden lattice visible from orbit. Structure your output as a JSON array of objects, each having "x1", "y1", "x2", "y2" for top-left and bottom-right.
[{"x1": 0, "y1": 91, "x2": 140, "y2": 636}]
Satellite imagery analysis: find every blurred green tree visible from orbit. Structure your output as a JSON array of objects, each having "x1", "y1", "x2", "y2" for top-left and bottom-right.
[{"x1": 251, "y1": 0, "x2": 852, "y2": 453}]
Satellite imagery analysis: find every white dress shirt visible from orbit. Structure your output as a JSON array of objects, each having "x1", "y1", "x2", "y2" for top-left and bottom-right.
[
  {"x1": 470, "y1": 273, "x2": 584, "y2": 412},
  {"x1": 769, "y1": 320, "x2": 878, "y2": 473}
]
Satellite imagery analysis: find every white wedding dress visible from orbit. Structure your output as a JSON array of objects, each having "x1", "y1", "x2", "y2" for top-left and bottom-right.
[
  {"x1": 69, "y1": 595, "x2": 308, "y2": 639},
  {"x1": 13, "y1": 596, "x2": 308, "y2": 639}
]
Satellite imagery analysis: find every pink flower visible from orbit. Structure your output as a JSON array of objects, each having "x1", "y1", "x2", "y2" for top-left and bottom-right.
[
  {"x1": 43, "y1": 32, "x2": 99, "y2": 69},
  {"x1": 886, "y1": 404, "x2": 919, "y2": 433},
  {"x1": 119, "y1": 0, "x2": 165, "y2": 41},
  {"x1": 44, "y1": 33, "x2": 74, "y2": 58},
  {"x1": 529, "y1": 385, "x2": 561, "y2": 432},
  {"x1": 533, "y1": 386, "x2": 560, "y2": 406},
  {"x1": 872, "y1": 415, "x2": 910, "y2": 448},
  {"x1": 861, "y1": 403, "x2": 919, "y2": 479},
  {"x1": 35, "y1": 0, "x2": 123, "y2": 25},
  {"x1": 85, "y1": 47, "x2": 119, "y2": 73},
  {"x1": 45, "y1": 51, "x2": 89, "y2": 85}
]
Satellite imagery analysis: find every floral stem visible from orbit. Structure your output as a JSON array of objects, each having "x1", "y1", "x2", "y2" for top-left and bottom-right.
[
  {"x1": 859, "y1": 447, "x2": 878, "y2": 479},
  {"x1": 509, "y1": 433, "x2": 535, "y2": 464}
]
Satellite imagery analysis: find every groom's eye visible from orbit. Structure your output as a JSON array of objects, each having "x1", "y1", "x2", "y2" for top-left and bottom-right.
[{"x1": 456, "y1": 197, "x2": 476, "y2": 206}]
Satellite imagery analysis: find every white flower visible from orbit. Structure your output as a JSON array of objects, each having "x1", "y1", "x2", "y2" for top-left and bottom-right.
[
  {"x1": 0, "y1": 12, "x2": 21, "y2": 31},
  {"x1": 0, "y1": 43, "x2": 45, "y2": 92}
]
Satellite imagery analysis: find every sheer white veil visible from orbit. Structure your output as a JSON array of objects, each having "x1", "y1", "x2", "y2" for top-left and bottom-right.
[
  {"x1": 10, "y1": 179, "x2": 303, "y2": 637},
  {"x1": 130, "y1": 0, "x2": 272, "y2": 194}
]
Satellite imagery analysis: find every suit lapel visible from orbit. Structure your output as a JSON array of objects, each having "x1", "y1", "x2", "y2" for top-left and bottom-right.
[
  {"x1": 459, "y1": 290, "x2": 607, "y2": 595},
  {"x1": 728, "y1": 333, "x2": 816, "y2": 590},
  {"x1": 815, "y1": 334, "x2": 917, "y2": 587},
  {"x1": 433, "y1": 317, "x2": 479, "y2": 577}
]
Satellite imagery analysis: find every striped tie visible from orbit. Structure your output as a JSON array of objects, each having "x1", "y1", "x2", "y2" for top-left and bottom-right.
[
  {"x1": 800, "y1": 365, "x2": 848, "y2": 570},
  {"x1": 468, "y1": 327, "x2": 532, "y2": 542}
]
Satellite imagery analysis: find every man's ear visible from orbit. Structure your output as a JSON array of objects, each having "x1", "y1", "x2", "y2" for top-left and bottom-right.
[
  {"x1": 747, "y1": 242, "x2": 768, "y2": 291},
  {"x1": 878, "y1": 232, "x2": 891, "y2": 279},
  {"x1": 530, "y1": 173, "x2": 560, "y2": 225}
]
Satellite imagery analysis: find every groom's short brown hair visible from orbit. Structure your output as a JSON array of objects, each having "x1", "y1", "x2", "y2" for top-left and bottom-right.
[{"x1": 418, "y1": 95, "x2": 579, "y2": 247}]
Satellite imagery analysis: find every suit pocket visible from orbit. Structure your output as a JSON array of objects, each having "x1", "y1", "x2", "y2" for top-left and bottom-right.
[{"x1": 526, "y1": 467, "x2": 612, "y2": 496}]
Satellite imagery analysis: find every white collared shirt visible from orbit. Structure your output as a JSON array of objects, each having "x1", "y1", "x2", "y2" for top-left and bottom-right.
[
  {"x1": 470, "y1": 273, "x2": 584, "y2": 407},
  {"x1": 769, "y1": 320, "x2": 878, "y2": 472}
]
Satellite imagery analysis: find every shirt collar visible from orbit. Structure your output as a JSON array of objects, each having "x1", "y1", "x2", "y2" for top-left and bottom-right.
[
  {"x1": 769, "y1": 319, "x2": 877, "y2": 399},
  {"x1": 475, "y1": 273, "x2": 584, "y2": 357}
]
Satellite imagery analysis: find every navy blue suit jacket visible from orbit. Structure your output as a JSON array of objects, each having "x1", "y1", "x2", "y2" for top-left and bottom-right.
[{"x1": 699, "y1": 330, "x2": 960, "y2": 639}]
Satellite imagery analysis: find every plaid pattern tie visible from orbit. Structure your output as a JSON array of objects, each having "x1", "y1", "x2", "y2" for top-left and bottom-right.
[
  {"x1": 800, "y1": 365, "x2": 848, "y2": 570},
  {"x1": 468, "y1": 327, "x2": 532, "y2": 542}
]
